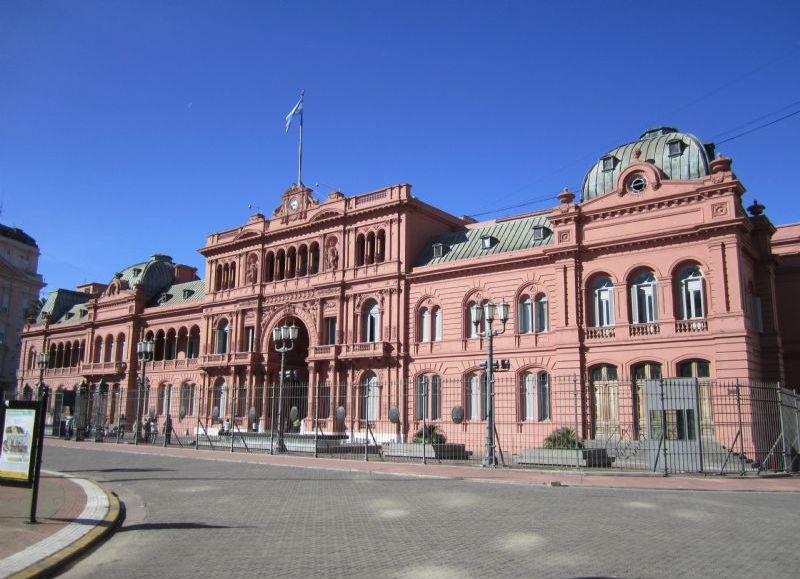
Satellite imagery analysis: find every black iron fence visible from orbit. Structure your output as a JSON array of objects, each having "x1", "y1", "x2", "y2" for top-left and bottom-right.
[{"x1": 38, "y1": 376, "x2": 800, "y2": 475}]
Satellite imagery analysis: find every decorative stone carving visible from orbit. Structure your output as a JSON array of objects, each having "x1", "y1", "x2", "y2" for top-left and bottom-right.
[
  {"x1": 558, "y1": 231, "x2": 571, "y2": 243},
  {"x1": 712, "y1": 202, "x2": 728, "y2": 217}
]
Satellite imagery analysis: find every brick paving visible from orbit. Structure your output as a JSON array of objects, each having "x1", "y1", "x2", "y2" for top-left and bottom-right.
[{"x1": 39, "y1": 439, "x2": 800, "y2": 579}]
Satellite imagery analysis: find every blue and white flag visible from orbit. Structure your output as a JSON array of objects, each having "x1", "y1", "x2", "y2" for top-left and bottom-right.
[{"x1": 285, "y1": 94, "x2": 304, "y2": 132}]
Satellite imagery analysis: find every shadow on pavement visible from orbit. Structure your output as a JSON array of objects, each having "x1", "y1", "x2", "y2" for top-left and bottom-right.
[{"x1": 119, "y1": 522, "x2": 248, "y2": 532}]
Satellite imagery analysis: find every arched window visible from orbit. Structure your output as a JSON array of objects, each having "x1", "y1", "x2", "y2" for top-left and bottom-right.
[
  {"x1": 467, "y1": 300, "x2": 486, "y2": 338},
  {"x1": 591, "y1": 276, "x2": 615, "y2": 327},
  {"x1": 678, "y1": 266, "x2": 705, "y2": 320},
  {"x1": 432, "y1": 307, "x2": 442, "y2": 341},
  {"x1": 265, "y1": 252, "x2": 275, "y2": 282},
  {"x1": 518, "y1": 296, "x2": 532, "y2": 334},
  {"x1": 93, "y1": 337, "x2": 102, "y2": 364},
  {"x1": 154, "y1": 330, "x2": 166, "y2": 361},
  {"x1": 216, "y1": 320, "x2": 229, "y2": 354},
  {"x1": 419, "y1": 308, "x2": 430, "y2": 342},
  {"x1": 180, "y1": 383, "x2": 196, "y2": 417},
  {"x1": 165, "y1": 329, "x2": 176, "y2": 360},
  {"x1": 116, "y1": 334, "x2": 126, "y2": 362},
  {"x1": 376, "y1": 230, "x2": 386, "y2": 262},
  {"x1": 22, "y1": 385, "x2": 33, "y2": 400},
  {"x1": 229, "y1": 262, "x2": 236, "y2": 288},
  {"x1": 222, "y1": 263, "x2": 229, "y2": 289},
  {"x1": 276, "y1": 250, "x2": 286, "y2": 280},
  {"x1": 520, "y1": 371, "x2": 551, "y2": 421},
  {"x1": 215, "y1": 264, "x2": 222, "y2": 291},
  {"x1": 466, "y1": 373, "x2": 487, "y2": 421},
  {"x1": 287, "y1": 247, "x2": 297, "y2": 278},
  {"x1": 630, "y1": 270, "x2": 658, "y2": 323},
  {"x1": 103, "y1": 335, "x2": 114, "y2": 363},
  {"x1": 298, "y1": 245, "x2": 308, "y2": 276},
  {"x1": 158, "y1": 383, "x2": 171, "y2": 415},
  {"x1": 363, "y1": 300, "x2": 381, "y2": 342},
  {"x1": 361, "y1": 372, "x2": 380, "y2": 421},
  {"x1": 356, "y1": 234, "x2": 366, "y2": 266},
  {"x1": 416, "y1": 375, "x2": 441, "y2": 420},
  {"x1": 188, "y1": 326, "x2": 201, "y2": 359},
  {"x1": 366, "y1": 232, "x2": 376, "y2": 265},
  {"x1": 309, "y1": 242, "x2": 320, "y2": 275},
  {"x1": 590, "y1": 364, "x2": 619, "y2": 438},
  {"x1": 534, "y1": 294, "x2": 548, "y2": 332}
]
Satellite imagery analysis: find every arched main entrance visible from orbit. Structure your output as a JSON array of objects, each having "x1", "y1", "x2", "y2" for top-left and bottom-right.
[{"x1": 265, "y1": 317, "x2": 310, "y2": 434}]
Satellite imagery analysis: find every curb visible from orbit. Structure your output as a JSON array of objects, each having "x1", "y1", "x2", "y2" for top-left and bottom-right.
[{"x1": 7, "y1": 481, "x2": 123, "y2": 579}]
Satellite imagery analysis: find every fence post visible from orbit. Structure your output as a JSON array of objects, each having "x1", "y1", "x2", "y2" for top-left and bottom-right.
[
  {"x1": 269, "y1": 383, "x2": 276, "y2": 455},
  {"x1": 777, "y1": 382, "x2": 789, "y2": 474},
  {"x1": 794, "y1": 392, "x2": 800, "y2": 471},
  {"x1": 736, "y1": 379, "x2": 745, "y2": 475},
  {"x1": 573, "y1": 374, "x2": 580, "y2": 470},
  {"x1": 660, "y1": 378, "x2": 669, "y2": 477}
]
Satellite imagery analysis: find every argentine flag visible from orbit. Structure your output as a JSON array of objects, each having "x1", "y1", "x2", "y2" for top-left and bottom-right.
[{"x1": 285, "y1": 94, "x2": 304, "y2": 132}]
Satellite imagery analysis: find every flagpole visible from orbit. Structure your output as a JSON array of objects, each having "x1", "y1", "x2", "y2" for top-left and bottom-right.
[{"x1": 297, "y1": 90, "x2": 304, "y2": 187}]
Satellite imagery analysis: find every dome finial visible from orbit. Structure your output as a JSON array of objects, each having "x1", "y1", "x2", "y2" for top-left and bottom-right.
[{"x1": 557, "y1": 187, "x2": 575, "y2": 205}]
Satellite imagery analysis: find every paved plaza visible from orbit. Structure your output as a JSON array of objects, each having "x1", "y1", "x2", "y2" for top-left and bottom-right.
[{"x1": 26, "y1": 443, "x2": 798, "y2": 579}]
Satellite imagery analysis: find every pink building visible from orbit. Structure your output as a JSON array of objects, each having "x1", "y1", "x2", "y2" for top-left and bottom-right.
[{"x1": 16, "y1": 128, "x2": 800, "y2": 469}]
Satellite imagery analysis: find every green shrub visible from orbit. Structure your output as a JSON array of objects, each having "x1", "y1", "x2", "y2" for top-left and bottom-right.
[
  {"x1": 543, "y1": 427, "x2": 581, "y2": 449},
  {"x1": 412, "y1": 424, "x2": 446, "y2": 444}
]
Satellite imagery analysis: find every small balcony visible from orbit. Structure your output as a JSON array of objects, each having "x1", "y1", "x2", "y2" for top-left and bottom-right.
[
  {"x1": 308, "y1": 345, "x2": 340, "y2": 361},
  {"x1": 585, "y1": 326, "x2": 615, "y2": 340},
  {"x1": 199, "y1": 352, "x2": 261, "y2": 368},
  {"x1": 675, "y1": 319, "x2": 708, "y2": 333},
  {"x1": 629, "y1": 322, "x2": 660, "y2": 337},
  {"x1": 339, "y1": 341, "x2": 392, "y2": 359},
  {"x1": 149, "y1": 358, "x2": 200, "y2": 371},
  {"x1": 43, "y1": 366, "x2": 83, "y2": 379}
]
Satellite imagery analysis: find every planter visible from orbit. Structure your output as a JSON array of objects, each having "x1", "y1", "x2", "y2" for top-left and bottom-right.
[
  {"x1": 515, "y1": 448, "x2": 614, "y2": 468},
  {"x1": 383, "y1": 443, "x2": 470, "y2": 460}
]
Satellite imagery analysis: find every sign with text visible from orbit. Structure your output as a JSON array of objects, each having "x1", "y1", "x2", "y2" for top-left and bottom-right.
[{"x1": 0, "y1": 402, "x2": 40, "y2": 487}]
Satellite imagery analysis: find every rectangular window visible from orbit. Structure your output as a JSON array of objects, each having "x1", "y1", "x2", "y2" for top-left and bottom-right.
[
  {"x1": 534, "y1": 298, "x2": 548, "y2": 332},
  {"x1": 750, "y1": 296, "x2": 763, "y2": 332},
  {"x1": 325, "y1": 317, "x2": 337, "y2": 345},
  {"x1": 519, "y1": 300, "x2": 532, "y2": 334},
  {"x1": 245, "y1": 326, "x2": 255, "y2": 352},
  {"x1": 596, "y1": 289, "x2": 613, "y2": 326},
  {"x1": 537, "y1": 373, "x2": 551, "y2": 421}
]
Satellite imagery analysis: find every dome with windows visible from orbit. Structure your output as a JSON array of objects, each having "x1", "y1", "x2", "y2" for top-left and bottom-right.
[{"x1": 581, "y1": 127, "x2": 715, "y2": 201}]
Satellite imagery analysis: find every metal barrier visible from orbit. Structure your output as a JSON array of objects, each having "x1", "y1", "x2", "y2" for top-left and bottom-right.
[{"x1": 37, "y1": 376, "x2": 800, "y2": 476}]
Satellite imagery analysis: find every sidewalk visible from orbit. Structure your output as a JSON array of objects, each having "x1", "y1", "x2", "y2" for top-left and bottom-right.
[{"x1": 0, "y1": 471, "x2": 120, "y2": 579}]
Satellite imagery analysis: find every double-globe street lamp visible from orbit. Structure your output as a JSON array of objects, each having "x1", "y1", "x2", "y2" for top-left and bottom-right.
[
  {"x1": 135, "y1": 339, "x2": 155, "y2": 445},
  {"x1": 272, "y1": 323, "x2": 299, "y2": 453},
  {"x1": 470, "y1": 300, "x2": 510, "y2": 467}
]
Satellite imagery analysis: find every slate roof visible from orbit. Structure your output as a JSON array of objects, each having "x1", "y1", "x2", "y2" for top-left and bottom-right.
[
  {"x1": 415, "y1": 214, "x2": 553, "y2": 267},
  {"x1": 151, "y1": 279, "x2": 205, "y2": 307},
  {"x1": 112, "y1": 254, "x2": 176, "y2": 294},
  {"x1": 582, "y1": 127, "x2": 713, "y2": 201},
  {"x1": 38, "y1": 290, "x2": 91, "y2": 324}
]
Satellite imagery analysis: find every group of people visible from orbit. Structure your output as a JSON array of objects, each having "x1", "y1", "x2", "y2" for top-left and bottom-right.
[{"x1": 131, "y1": 415, "x2": 173, "y2": 444}]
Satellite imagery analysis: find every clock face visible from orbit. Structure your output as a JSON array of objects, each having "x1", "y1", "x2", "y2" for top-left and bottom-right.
[{"x1": 289, "y1": 198, "x2": 300, "y2": 211}]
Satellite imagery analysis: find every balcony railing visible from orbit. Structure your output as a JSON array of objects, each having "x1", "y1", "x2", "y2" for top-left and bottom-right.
[
  {"x1": 340, "y1": 342, "x2": 392, "y2": 359},
  {"x1": 586, "y1": 326, "x2": 615, "y2": 340},
  {"x1": 199, "y1": 352, "x2": 261, "y2": 368},
  {"x1": 629, "y1": 322, "x2": 660, "y2": 336},
  {"x1": 150, "y1": 358, "x2": 200, "y2": 371},
  {"x1": 309, "y1": 345, "x2": 340, "y2": 360},
  {"x1": 44, "y1": 366, "x2": 83, "y2": 378},
  {"x1": 675, "y1": 319, "x2": 708, "y2": 333},
  {"x1": 81, "y1": 361, "x2": 127, "y2": 375}
]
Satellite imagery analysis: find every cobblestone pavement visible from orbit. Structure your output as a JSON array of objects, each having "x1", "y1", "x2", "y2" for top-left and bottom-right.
[{"x1": 45, "y1": 445, "x2": 799, "y2": 579}]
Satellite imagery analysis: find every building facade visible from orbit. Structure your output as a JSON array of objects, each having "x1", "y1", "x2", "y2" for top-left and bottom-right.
[
  {"x1": 1, "y1": 224, "x2": 44, "y2": 401},
  {"x1": 15, "y1": 128, "x2": 800, "y2": 461}
]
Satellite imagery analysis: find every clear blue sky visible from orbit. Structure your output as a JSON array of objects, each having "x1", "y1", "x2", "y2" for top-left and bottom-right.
[{"x1": 2, "y1": 1, "x2": 799, "y2": 295}]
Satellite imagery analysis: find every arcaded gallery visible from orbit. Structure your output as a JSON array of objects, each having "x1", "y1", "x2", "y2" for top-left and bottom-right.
[{"x1": 17, "y1": 128, "x2": 800, "y2": 473}]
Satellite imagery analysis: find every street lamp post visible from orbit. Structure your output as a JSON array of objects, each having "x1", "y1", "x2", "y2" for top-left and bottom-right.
[
  {"x1": 272, "y1": 323, "x2": 299, "y2": 453},
  {"x1": 135, "y1": 339, "x2": 154, "y2": 445},
  {"x1": 471, "y1": 300, "x2": 510, "y2": 467},
  {"x1": 30, "y1": 352, "x2": 50, "y2": 523}
]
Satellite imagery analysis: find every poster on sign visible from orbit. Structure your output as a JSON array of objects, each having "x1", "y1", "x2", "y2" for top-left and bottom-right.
[{"x1": 0, "y1": 402, "x2": 40, "y2": 487}]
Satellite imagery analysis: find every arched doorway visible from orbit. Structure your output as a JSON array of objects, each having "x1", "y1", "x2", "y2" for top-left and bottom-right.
[{"x1": 266, "y1": 317, "x2": 310, "y2": 434}]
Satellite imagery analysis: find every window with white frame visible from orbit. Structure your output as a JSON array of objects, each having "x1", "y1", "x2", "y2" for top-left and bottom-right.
[
  {"x1": 416, "y1": 375, "x2": 441, "y2": 420},
  {"x1": 518, "y1": 296, "x2": 532, "y2": 334},
  {"x1": 361, "y1": 372, "x2": 380, "y2": 421},
  {"x1": 468, "y1": 301, "x2": 483, "y2": 338},
  {"x1": 466, "y1": 374, "x2": 487, "y2": 420},
  {"x1": 678, "y1": 266, "x2": 705, "y2": 320},
  {"x1": 522, "y1": 373, "x2": 535, "y2": 421},
  {"x1": 537, "y1": 372, "x2": 551, "y2": 421},
  {"x1": 534, "y1": 295, "x2": 548, "y2": 332},
  {"x1": 364, "y1": 300, "x2": 381, "y2": 342},
  {"x1": 216, "y1": 320, "x2": 229, "y2": 354},
  {"x1": 592, "y1": 277, "x2": 615, "y2": 327},
  {"x1": 419, "y1": 307, "x2": 430, "y2": 342},
  {"x1": 180, "y1": 383, "x2": 195, "y2": 416},
  {"x1": 433, "y1": 307, "x2": 442, "y2": 341},
  {"x1": 630, "y1": 271, "x2": 658, "y2": 323}
]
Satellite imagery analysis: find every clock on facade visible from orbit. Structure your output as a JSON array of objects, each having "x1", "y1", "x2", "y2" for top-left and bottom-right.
[{"x1": 289, "y1": 198, "x2": 300, "y2": 211}]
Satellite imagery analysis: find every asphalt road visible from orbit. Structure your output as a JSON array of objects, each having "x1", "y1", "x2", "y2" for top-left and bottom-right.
[{"x1": 45, "y1": 445, "x2": 799, "y2": 579}]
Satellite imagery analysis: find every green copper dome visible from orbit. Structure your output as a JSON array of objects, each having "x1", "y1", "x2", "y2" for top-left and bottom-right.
[{"x1": 581, "y1": 127, "x2": 714, "y2": 201}]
